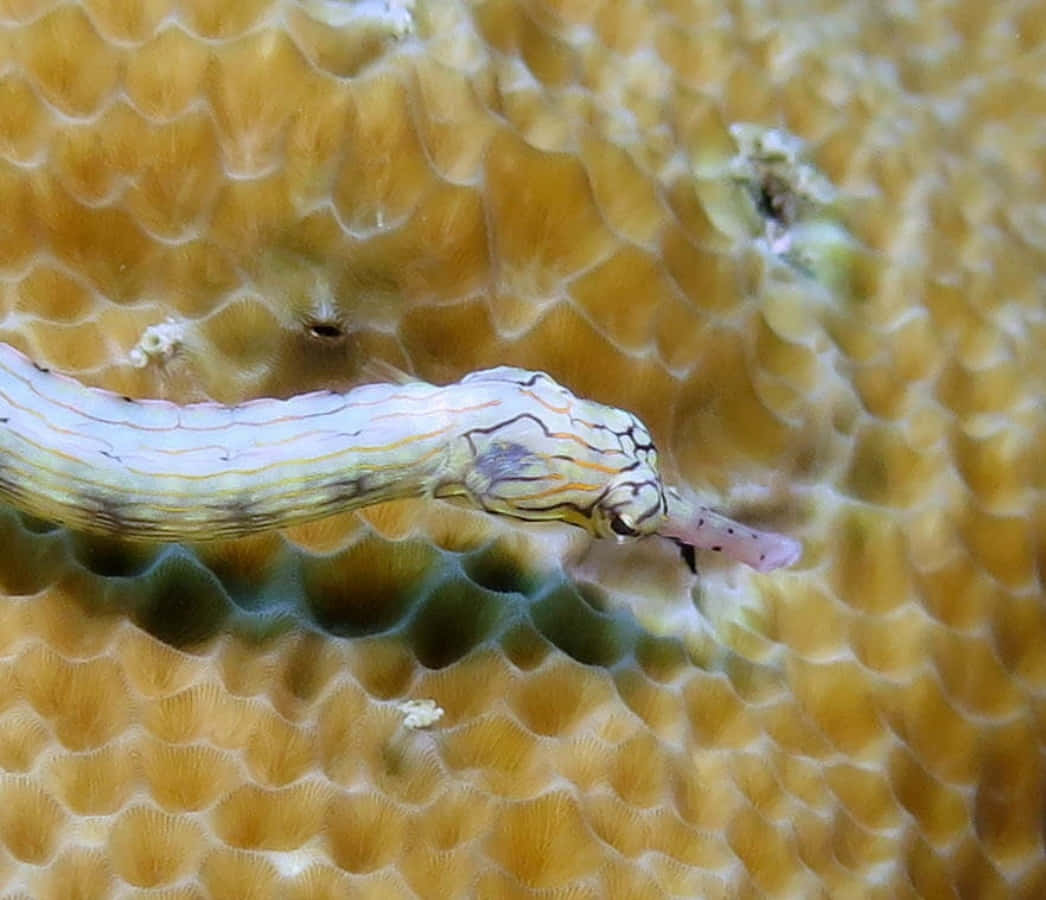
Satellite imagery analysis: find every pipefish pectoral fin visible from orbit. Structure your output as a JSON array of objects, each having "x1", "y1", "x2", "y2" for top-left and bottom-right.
[
  {"x1": 360, "y1": 358, "x2": 417, "y2": 385},
  {"x1": 445, "y1": 439, "x2": 590, "y2": 529},
  {"x1": 461, "y1": 439, "x2": 548, "y2": 501}
]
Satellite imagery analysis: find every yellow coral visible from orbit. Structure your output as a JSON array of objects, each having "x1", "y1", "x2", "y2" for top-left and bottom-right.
[{"x1": 0, "y1": 0, "x2": 1042, "y2": 897}]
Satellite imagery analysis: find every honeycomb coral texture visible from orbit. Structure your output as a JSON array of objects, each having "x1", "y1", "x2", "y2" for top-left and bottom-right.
[{"x1": 0, "y1": 0, "x2": 1043, "y2": 897}]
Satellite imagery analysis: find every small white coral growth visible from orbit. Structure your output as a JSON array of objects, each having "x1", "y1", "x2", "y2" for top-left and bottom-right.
[
  {"x1": 395, "y1": 698, "x2": 444, "y2": 729},
  {"x1": 393, "y1": 694, "x2": 441, "y2": 732},
  {"x1": 129, "y1": 318, "x2": 185, "y2": 368}
]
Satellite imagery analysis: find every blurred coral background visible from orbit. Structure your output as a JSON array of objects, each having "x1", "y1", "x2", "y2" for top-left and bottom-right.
[{"x1": 0, "y1": 0, "x2": 1042, "y2": 897}]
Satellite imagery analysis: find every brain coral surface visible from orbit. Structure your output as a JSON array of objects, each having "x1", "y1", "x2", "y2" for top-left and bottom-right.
[{"x1": 0, "y1": 0, "x2": 1043, "y2": 897}]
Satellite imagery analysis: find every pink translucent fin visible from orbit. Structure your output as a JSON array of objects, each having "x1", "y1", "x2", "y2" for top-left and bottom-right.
[{"x1": 659, "y1": 488, "x2": 801, "y2": 573}]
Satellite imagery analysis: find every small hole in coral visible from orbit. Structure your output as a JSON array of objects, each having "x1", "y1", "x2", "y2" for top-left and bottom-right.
[
  {"x1": 307, "y1": 321, "x2": 345, "y2": 340},
  {"x1": 757, "y1": 173, "x2": 798, "y2": 226}
]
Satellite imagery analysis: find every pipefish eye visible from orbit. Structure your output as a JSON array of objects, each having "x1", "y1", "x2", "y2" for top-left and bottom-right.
[
  {"x1": 594, "y1": 476, "x2": 666, "y2": 540},
  {"x1": 609, "y1": 514, "x2": 639, "y2": 537}
]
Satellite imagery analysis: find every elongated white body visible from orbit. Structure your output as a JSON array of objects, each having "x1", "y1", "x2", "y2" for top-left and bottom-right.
[{"x1": 0, "y1": 342, "x2": 800, "y2": 571}]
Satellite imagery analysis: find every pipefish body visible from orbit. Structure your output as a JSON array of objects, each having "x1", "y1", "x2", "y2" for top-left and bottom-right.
[{"x1": 0, "y1": 342, "x2": 800, "y2": 572}]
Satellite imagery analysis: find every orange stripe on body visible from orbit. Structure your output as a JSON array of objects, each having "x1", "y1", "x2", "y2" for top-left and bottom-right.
[
  {"x1": 517, "y1": 481, "x2": 602, "y2": 500},
  {"x1": 371, "y1": 397, "x2": 501, "y2": 422},
  {"x1": 347, "y1": 425, "x2": 453, "y2": 454},
  {"x1": 545, "y1": 429, "x2": 620, "y2": 454},
  {"x1": 565, "y1": 456, "x2": 626, "y2": 475},
  {"x1": 520, "y1": 388, "x2": 570, "y2": 415},
  {"x1": 520, "y1": 388, "x2": 623, "y2": 436}
]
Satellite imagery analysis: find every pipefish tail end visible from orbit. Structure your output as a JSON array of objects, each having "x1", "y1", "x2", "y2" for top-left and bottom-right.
[{"x1": 659, "y1": 487, "x2": 802, "y2": 573}]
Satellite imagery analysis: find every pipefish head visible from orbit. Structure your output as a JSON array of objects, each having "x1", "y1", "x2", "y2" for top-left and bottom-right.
[
  {"x1": 457, "y1": 416, "x2": 669, "y2": 540},
  {"x1": 452, "y1": 367, "x2": 801, "y2": 572},
  {"x1": 584, "y1": 428, "x2": 669, "y2": 541},
  {"x1": 535, "y1": 406, "x2": 670, "y2": 542},
  {"x1": 452, "y1": 368, "x2": 670, "y2": 539}
]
